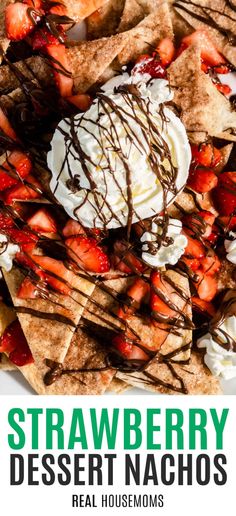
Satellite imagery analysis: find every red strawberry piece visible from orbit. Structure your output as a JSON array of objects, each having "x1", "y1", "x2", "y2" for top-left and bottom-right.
[
  {"x1": 48, "y1": 3, "x2": 67, "y2": 15},
  {"x1": 218, "y1": 215, "x2": 236, "y2": 231},
  {"x1": 112, "y1": 333, "x2": 148, "y2": 361},
  {"x1": 17, "y1": 277, "x2": 40, "y2": 299},
  {"x1": 156, "y1": 37, "x2": 175, "y2": 67},
  {"x1": 23, "y1": 0, "x2": 43, "y2": 9},
  {"x1": 183, "y1": 210, "x2": 215, "y2": 239},
  {"x1": 150, "y1": 271, "x2": 176, "y2": 317},
  {"x1": 181, "y1": 256, "x2": 200, "y2": 272},
  {"x1": 196, "y1": 273, "x2": 218, "y2": 302},
  {"x1": 132, "y1": 56, "x2": 166, "y2": 78},
  {"x1": 4, "y1": 175, "x2": 42, "y2": 204},
  {"x1": 67, "y1": 94, "x2": 92, "y2": 111},
  {"x1": 32, "y1": 27, "x2": 61, "y2": 50},
  {"x1": 66, "y1": 236, "x2": 110, "y2": 273},
  {"x1": 214, "y1": 64, "x2": 231, "y2": 74},
  {"x1": 216, "y1": 83, "x2": 232, "y2": 95},
  {"x1": 112, "y1": 240, "x2": 145, "y2": 274},
  {"x1": 119, "y1": 278, "x2": 150, "y2": 318},
  {"x1": 181, "y1": 30, "x2": 226, "y2": 66},
  {"x1": 0, "y1": 211, "x2": 14, "y2": 229},
  {"x1": 31, "y1": 255, "x2": 74, "y2": 294},
  {"x1": 0, "y1": 107, "x2": 18, "y2": 141},
  {"x1": 187, "y1": 166, "x2": 218, "y2": 193},
  {"x1": 200, "y1": 254, "x2": 221, "y2": 276},
  {"x1": 27, "y1": 208, "x2": 57, "y2": 233},
  {"x1": 191, "y1": 143, "x2": 222, "y2": 168},
  {"x1": 183, "y1": 232, "x2": 205, "y2": 259},
  {"x1": 6, "y1": 320, "x2": 34, "y2": 366},
  {"x1": 5, "y1": 2, "x2": 41, "y2": 41},
  {"x1": 206, "y1": 224, "x2": 220, "y2": 245},
  {"x1": 62, "y1": 219, "x2": 85, "y2": 237},
  {"x1": 0, "y1": 151, "x2": 32, "y2": 192},
  {"x1": 0, "y1": 321, "x2": 17, "y2": 353},
  {"x1": 213, "y1": 172, "x2": 236, "y2": 216},
  {"x1": 15, "y1": 250, "x2": 43, "y2": 275},
  {"x1": 46, "y1": 44, "x2": 73, "y2": 97},
  {"x1": 6, "y1": 228, "x2": 38, "y2": 248},
  {"x1": 192, "y1": 297, "x2": 216, "y2": 317}
]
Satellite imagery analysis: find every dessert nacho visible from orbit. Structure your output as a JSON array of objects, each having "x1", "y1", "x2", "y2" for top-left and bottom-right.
[{"x1": 0, "y1": 0, "x2": 235, "y2": 395}]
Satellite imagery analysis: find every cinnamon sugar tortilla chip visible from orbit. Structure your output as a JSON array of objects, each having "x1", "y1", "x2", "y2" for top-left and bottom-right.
[
  {"x1": 87, "y1": 0, "x2": 126, "y2": 39},
  {"x1": 117, "y1": 350, "x2": 222, "y2": 394},
  {"x1": 118, "y1": 2, "x2": 174, "y2": 65},
  {"x1": 65, "y1": 0, "x2": 109, "y2": 22},
  {"x1": 66, "y1": 32, "x2": 128, "y2": 93},
  {"x1": 3, "y1": 267, "x2": 95, "y2": 383},
  {"x1": 168, "y1": 45, "x2": 236, "y2": 144},
  {"x1": 218, "y1": 260, "x2": 236, "y2": 291},
  {"x1": 172, "y1": 0, "x2": 236, "y2": 66},
  {"x1": 0, "y1": 56, "x2": 54, "y2": 95},
  {"x1": 107, "y1": 378, "x2": 131, "y2": 393},
  {"x1": 117, "y1": 0, "x2": 145, "y2": 33},
  {"x1": 0, "y1": 354, "x2": 16, "y2": 370}
]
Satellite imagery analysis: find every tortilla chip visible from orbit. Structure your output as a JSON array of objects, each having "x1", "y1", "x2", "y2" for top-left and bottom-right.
[
  {"x1": 218, "y1": 259, "x2": 236, "y2": 291},
  {"x1": 0, "y1": 0, "x2": 12, "y2": 63},
  {"x1": 0, "y1": 354, "x2": 16, "y2": 370},
  {"x1": 67, "y1": 32, "x2": 128, "y2": 93},
  {"x1": 172, "y1": 0, "x2": 236, "y2": 66},
  {"x1": 117, "y1": 0, "x2": 145, "y2": 33},
  {"x1": 168, "y1": 44, "x2": 236, "y2": 144},
  {"x1": 117, "y1": 2, "x2": 174, "y2": 65},
  {"x1": 117, "y1": 350, "x2": 222, "y2": 394},
  {"x1": 65, "y1": 0, "x2": 109, "y2": 22},
  {"x1": 87, "y1": 0, "x2": 126, "y2": 39},
  {"x1": 0, "y1": 56, "x2": 54, "y2": 95},
  {"x1": 107, "y1": 378, "x2": 131, "y2": 393}
]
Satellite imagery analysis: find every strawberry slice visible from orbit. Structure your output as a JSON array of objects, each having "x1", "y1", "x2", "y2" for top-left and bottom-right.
[
  {"x1": 213, "y1": 172, "x2": 236, "y2": 216},
  {"x1": 4, "y1": 175, "x2": 42, "y2": 204},
  {"x1": 32, "y1": 27, "x2": 61, "y2": 50},
  {"x1": 191, "y1": 143, "x2": 222, "y2": 168},
  {"x1": 180, "y1": 30, "x2": 226, "y2": 67},
  {"x1": 112, "y1": 240, "x2": 145, "y2": 274},
  {"x1": 196, "y1": 273, "x2": 218, "y2": 302},
  {"x1": 192, "y1": 297, "x2": 216, "y2": 317},
  {"x1": 66, "y1": 236, "x2": 110, "y2": 273},
  {"x1": 181, "y1": 256, "x2": 200, "y2": 272},
  {"x1": 0, "y1": 321, "x2": 17, "y2": 353},
  {"x1": 200, "y1": 254, "x2": 221, "y2": 276},
  {"x1": 67, "y1": 94, "x2": 92, "y2": 111},
  {"x1": 27, "y1": 208, "x2": 57, "y2": 233},
  {"x1": 6, "y1": 228, "x2": 38, "y2": 249},
  {"x1": 150, "y1": 271, "x2": 177, "y2": 317},
  {"x1": 183, "y1": 232, "x2": 205, "y2": 259},
  {"x1": 216, "y1": 84, "x2": 232, "y2": 95},
  {"x1": 23, "y1": 0, "x2": 43, "y2": 9},
  {"x1": 206, "y1": 224, "x2": 219, "y2": 245},
  {"x1": 17, "y1": 277, "x2": 40, "y2": 299},
  {"x1": 0, "y1": 107, "x2": 18, "y2": 141},
  {"x1": 62, "y1": 219, "x2": 85, "y2": 237},
  {"x1": 218, "y1": 216, "x2": 236, "y2": 231},
  {"x1": 5, "y1": 2, "x2": 41, "y2": 41},
  {"x1": 132, "y1": 56, "x2": 166, "y2": 78},
  {"x1": 187, "y1": 166, "x2": 218, "y2": 193},
  {"x1": 112, "y1": 333, "x2": 148, "y2": 361},
  {"x1": 0, "y1": 151, "x2": 32, "y2": 192},
  {"x1": 48, "y1": 3, "x2": 67, "y2": 15},
  {"x1": 0, "y1": 320, "x2": 34, "y2": 366},
  {"x1": 118, "y1": 278, "x2": 150, "y2": 318},
  {"x1": 46, "y1": 44, "x2": 73, "y2": 97},
  {"x1": 0, "y1": 211, "x2": 14, "y2": 229},
  {"x1": 183, "y1": 211, "x2": 215, "y2": 239},
  {"x1": 31, "y1": 255, "x2": 74, "y2": 294},
  {"x1": 156, "y1": 38, "x2": 175, "y2": 67}
]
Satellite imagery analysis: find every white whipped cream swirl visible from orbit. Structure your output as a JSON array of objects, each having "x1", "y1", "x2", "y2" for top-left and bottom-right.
[
  {"x1": 225, "y1": 232, "x2": 236, "y2": 265},
  {"x1": 141, "y1": 218, "x2": 187, "y2": 268},
  {"x1": 197, "y1": 316, "x2": 236, "y2": 380},
  {"x1": 0, "y1": 233, "x2": 19, "y2": 277},
  {"x1": 48, "y1": 75, "x2": 191, "y2": 229}
]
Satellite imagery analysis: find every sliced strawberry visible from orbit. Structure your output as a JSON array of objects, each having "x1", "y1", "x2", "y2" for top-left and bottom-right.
[
  {"x1": 206, "y1": 224, "x2": 220, "y2": 245},
  {"x1": 0, "y1": 151, "x2": 32, "y2": 192},
  {"x1": 112, "y1": 241, "x2": 145, "y2": 274},
  {"x1": 187, "y1": 166, "x2": 218, "y2": 193},
  {"x1": 218, "y1": 216, "x2": 236, "y2": 231},
  {"x1": 31, "y1": 255, "x2": 74, "y2": 295},
  {"x1": 200, "y1": 254, "x2": 221, "y2": 276},
  {"x1": 67, "y1": 94, "x2": 92, "y2": 111},
  {"x1": 66, "y1": 236, "x2": 110, "y2": 273},
  {"x1": 6, "y1": 228, "x2": 38, "y2": 249},
  {"x1": 214, "y1": 64, "x2": 231, "y2": 74},
  {"x1": 27, "y1": 208, "x2": 57, "y2": 233},
  {"x1": 216, "y1": 83, "x2": 232, "y2": 95},
  {"x1": 0, "y1": 211, "x2": 14, "y2": 229},
  {"x1": 32, "y1": 27, "x2": 61, "y2": 50},
  {"x1": 196, "y1": 273, "x2": 218, "y2": 302},
  {"x1": 192, "y1": 297, "x2": 216, "y2": 317},
  {"x1": 112, "y1": 333, "x2": 148, "y2": 361},
  {"x1": 4, "y1": 175, "x2": 42, "y2": 204},
  {"x1": 150, "y1": 271, "x2": 177, "y2": 317},
  {"x1": 62, "y1": 219, "x2": 85, "y2": 238},
  {"x1": 132, "y1": 56, "x2": 166, "y2": 78},
  {"x1": 191, "y1": 143, "x2": 222, "y2": 168},
  {"x1": 48, "y1": 3, "x2": 67, "y2": 15},
  {"x1": 23, "y1": 0, "x2": 43, "y2": 9},
  {"x1": 183, "y1": 232, "x2": 205, "y2": 259},
  {"x1": 0, "y1": 107, "x2": 18, "y2": 141},
  {"x1": 119, "y1": 278, "x2": 150, "y2": 318},
  {"x1": 5, "y1": 2, "x2": 41, "y2": 41},
  {"x1": 181, "y1": 256, "x2": 200, "y2": 272},
  {"x1": 17, "y1": 277, "x2": 39, "y2": 299},
  {"x1": 6, "y1": 321, "x2": 34, "y2": 366},
  {"x1": 0, "y1": 321, "x2": 17, "y2": 353},
  {"x1": 213, "y1": 172, "x2": 236, "y2": 216},
  {"x1": 183, "y1": 210, "x2": 215, "y2": 239},
  {"x1": 46, "y1": 44, "x2": 73, "y2": 97},
  {"x1": 156, "y1": 38, "x2": 175, "y2": 67},
  {"x1": 181, "y1": 30, "x2": 226, "y2": 66}
]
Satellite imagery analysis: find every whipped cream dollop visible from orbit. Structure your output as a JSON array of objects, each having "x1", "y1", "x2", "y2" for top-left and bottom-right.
[
  {"x1": 197, "y1": 316, "x2": 236, "y2": 380},
  {"x1": 0, "y1": 233, "x2": 19, "y2": 277},
  {"x1": 141, "y1": 218, "x2": 187, "y2": 268},
  {"x1": 225, "y1": 232, "x2": 236, "y2": 265},
  {"x1": 48, "y1": 73, "x2": 191, "y2": 229}
]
